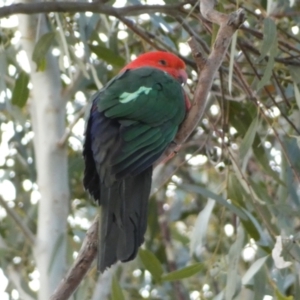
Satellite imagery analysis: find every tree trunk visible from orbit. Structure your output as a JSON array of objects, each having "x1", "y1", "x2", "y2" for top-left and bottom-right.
[{"x1": 18, "y1": 6, "x2": 69, "y2": 299}]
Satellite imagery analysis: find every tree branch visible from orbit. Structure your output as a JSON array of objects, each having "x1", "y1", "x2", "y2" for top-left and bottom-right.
[
  {"x1": 156, "y1": 4, "x2": 245, "y2": 164},
  {"x1": 0, "y1": 2, "x2": 185, "y2": 19},
  {"x1": 0, "y1": 196, "x2": 35, "y2": 245},
  {"x1": 50, "y1": 216, "x2": 98, "y2": 300},
  {"x1": 57, "y1": 105, "x2": 87, "y2": 148},
  {"x1": 7, "y1": 266, "x2": 36, "y2": 300},
  {"x1": 50, "y1": 2, "x2": 246, "y2": 299}
]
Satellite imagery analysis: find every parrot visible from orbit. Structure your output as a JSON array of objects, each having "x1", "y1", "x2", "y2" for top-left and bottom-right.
[{"x1": 83, "y1": 51, "x2": 190, "y2": 272}]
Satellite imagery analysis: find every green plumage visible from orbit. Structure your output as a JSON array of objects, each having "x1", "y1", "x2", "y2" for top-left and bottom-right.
[
  {"x1": 83, "y1": 66, "x2": 186, "y2": 272},
  {"x1": 94, "y1": 67, "x2": 186, "y2": 181},
  {"x1": 98, "y1": 68, "x2": 185, "y2": 125}
]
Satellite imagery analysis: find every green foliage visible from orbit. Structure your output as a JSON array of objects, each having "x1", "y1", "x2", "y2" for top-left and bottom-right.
[
  {"x1": 239, "y1": 116, "x2": 259, "y2": 159},
  {"x1": 89, "y1": 44, "x2": 125, "y2": 67},
  {"x1": 11, "y1": 71, "x2": 30, "y2": 108},
  {"x1": 139, "y1": 248, "x2": 164, "y2": 283},
  {"x1": 258, "y1": 18, "x2": 277, "y2": 62},
  {"x1": 1, "y1": 0, "x2": 300, "y2": 299},
  {"x1": 111, "y1": 276, "x2": 125, "y2": 300},
  {"x1": 161, "y1": 263, "x2": 204, "y2": 282},
  {"x1": 32, "y1": 32, "x2": 56, "y2": 71}
]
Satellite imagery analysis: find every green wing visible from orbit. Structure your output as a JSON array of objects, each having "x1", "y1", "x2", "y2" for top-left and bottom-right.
[{"x1": 92, "y1": 67, "x2": 186, "y2": 181}]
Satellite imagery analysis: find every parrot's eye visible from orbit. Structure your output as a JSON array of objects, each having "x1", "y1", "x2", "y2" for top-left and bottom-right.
[{"x1": 158, "y1": 59, "x2": 167, "y2": 66}]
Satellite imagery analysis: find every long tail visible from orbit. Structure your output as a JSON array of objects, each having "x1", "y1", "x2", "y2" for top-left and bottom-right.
[{"x1": 98, "y1": 167, "x2": 152, "y2": 272}]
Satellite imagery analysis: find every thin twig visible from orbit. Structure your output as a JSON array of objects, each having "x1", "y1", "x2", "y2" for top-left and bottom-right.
[
  {"x1": 0, "y1": 196, "x2": 35, "y2": 245},
  {"x1": 238, "y1": 41, "x2": 300, "y2": 134},
  {"x1": 236, "y1": 43, "x2": 300, "y2": 187},
  {"x1": 61, "y1": 70, "x2": 85, "y2": 103},
  {"x1": 57, "y1": 105, "x2": 87, "y2": 147},
  {"x1": 175, "y1": 15, "x2": 211, "y2": 55},
  {"x1": 117, "y1": 15, "x2": 164, "y2": 51},
  {"x1": 7, "y1": 266, "x2": 35, "y2": 300}
]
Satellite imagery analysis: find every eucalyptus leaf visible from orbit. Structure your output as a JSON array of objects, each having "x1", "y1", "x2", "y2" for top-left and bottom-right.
[
  {"x1": 161, "y1": 263, "x2": 203, "y2": 282},
  {"x1": 275, "y1": 288, "x2": 294, "y2": 300},
  {"x1": 228, "y1": 31, "x2": 237, "y2": 95},
  {"x1": 181, "y1": 184, "x2": 248, "y2": 220},
  {"x1": 32, "y1": 32, "x2": 56, "y2": 71},
  {"x1": 239, "y1": 116, "x2": 259, "y2": 159},
  {"x1": 288, "y1": 66, "x2": 300, "y2": 84},
  {"x1": 190, "y1": 199, "x2": 215, "y2": 257},
  {"x1": 242, "y1": 255, "x2": 269, "y2": 285},
  {"x1": 111, "y1": 276, "x2": 125, "y2": 300},
  {"x1": 11, "y1": 71, "x2": 30, "y2": 108},
  {"x1": 225, "y1": 227, "x2": 245, "y2": 300},
  {"x1": 139, "y1": 248, "x2": 163, "y2": 282},
  {"x1": 258, "y1": 18, "x2": 277, "y2": 61},
  {"x1": 89, "y1": 44, "x2": 125, "y2": 67},
  {"x1": 257, "y1": 54, "x2": 275, "y2": 91},
  {"x1": 0, "y1": 48, "x2": 7, "y2": 94},
  {"x1": 241, "y1": 209, "x2": 263, "y2": 242},
  {"x1": 293, "y1": 82, "x2": 300, "y2": 112}
]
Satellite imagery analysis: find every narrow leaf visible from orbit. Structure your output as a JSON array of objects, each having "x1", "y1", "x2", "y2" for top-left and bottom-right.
[
  {"x1": 275, "y1": 288, "x2": 294, "y2": 300},
  {"x1": 242, "y1": 256, "x2": 269, "y2": 285},
  {"x1": 228, "y1": 31, "x2": 237, "y2": 94},
  {"x1": 239, "y1": 116, "x2": 259, "y2": 159},
  {"x1": 181, "y1": 184, "x2": 248, "y2": 220},
  {"x1": 32, "y1": 32, "x2": 56, "y2": 71},
  {"x1": 257, "y1": 54, "x2": 275, "y2": 91},
  {"x1": 241, "y1": 209, "x2": 262, "y2": 241},
  {"x1": 289, "y1": 66, "x2": 300, "y2": 84},
  {"x1": 139, "y1": 249, "x2": 163, "y2": 282},
  {"x1": 111, "y1": 276, "x2": 125, "y2": 300},
  {"x1": 227, "y1": 173, "x2": 247, "y2": 208},
  {"x1": 225, "y1": 227, "x2": 244, "y2": 300},
  {"x1": 0, "y1": 48, "x2": 7, "y2": 94},
  {"x1": 161, "y1": 263, "x2": 203, "y2": 282},
  {"x1": 257, "y1": 18, "x2": 277, "y2": 91},
  {"x1": 290, "y1": 134, "x2": 300, "y2": 151},
  {"x1": 288, "y1": 66, "x2": 300, "y2": 111},
  {"x1": 258, "y1": 18, "x2": 277, "y2": 61},
  {"x1": 190, "y1": 199, "x2": 215, "y2": 256},
  {"x1": 227, "y1": 174, "x2": 262, "y2": 241},
  {"x1": 266, "y1": 0, "x2": 274, "y2": 15},
  {"x1": 293, "y1": 82, "x2": 300, "y2": 111},
  {"x1": 11, "y1": 71, "x2": 30, "y2": 108},
  {"x1": 89, "y1": 44, "x2": 125, "y2": 67}
]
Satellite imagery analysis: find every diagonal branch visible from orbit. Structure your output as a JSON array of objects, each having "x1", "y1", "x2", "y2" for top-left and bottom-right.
[
  {"x1": 50, "y1": 216, "x2": 98, "y2": 300},
  {"x1": 0, "y1": 2, "x2": 186, "y2": 19},
  {"x1": 156, "y1": 5, "x2": 246, "y2": 164},
  {"x1": 57, "y1": 105, "x2": 87, "y2": 147},
  {"x1": 0, "y1": 195, "x2": 35, "y2": 245},
  {"x1": 50, "y1": 2, "x2": 246, "y2": 300}
]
